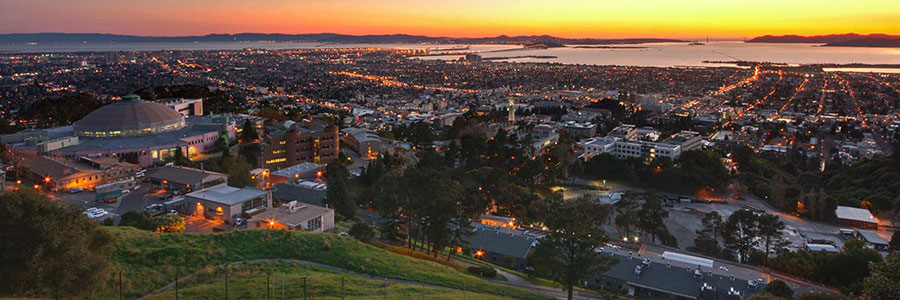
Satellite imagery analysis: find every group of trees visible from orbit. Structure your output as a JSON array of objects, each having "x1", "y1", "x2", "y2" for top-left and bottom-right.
[
  {"x1": 119, "y1": 210, "x2": 185, "y2": 233},
  {"x1": 689, "y1": 210, "x2": 787, "y2": 265},
  {"x1": 581, "y1": 150, "x2": 729, "y2": 195},
  {"x1": 0, "y1": 191, "x2": 112, "y2": 298},
  {"x1": 770, "y1": 239, "x2": 884, "y2": 294},
  {"x1": 612, "y1": 191, "x2": 677, "y2": 246}
]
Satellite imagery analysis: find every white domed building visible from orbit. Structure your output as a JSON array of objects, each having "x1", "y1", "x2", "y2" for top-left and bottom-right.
[{"x1": 3, "y1": 96, "x2": 235, "y2": 167}]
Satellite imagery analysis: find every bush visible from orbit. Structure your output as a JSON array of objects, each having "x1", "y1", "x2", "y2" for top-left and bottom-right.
[
  {"x1": 467, "y1": 266, "x2": 497, "y2": 278},
  {"x1": 119, "y1": 210, "x2": 153, "y2": 230},
  {"x1": 0, "y1": 191, "x2": 112, "y2": 297},
  {"x1": 150, "y1": 215, "x2": 185, "y2": 233},
  {"x1": 348, "y1": 222, "x2": 376, "y2": 242},
  {"x1": 764, "y1": 279, "x2": 794, "y2": 299}
]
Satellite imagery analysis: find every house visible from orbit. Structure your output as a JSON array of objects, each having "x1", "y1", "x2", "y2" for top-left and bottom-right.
[
  {"x1": 185, "y1": 184, "x2": 271, "y2": 224},
  {"x1": 249, "y1": 200, "x2": 334, "y2": 232},
  {"x1": 465, "y1": 223, "x2": 540, "y2": 270},
  {"x1": 835, "y1": 206, "x2": 878, "y2": 229}
]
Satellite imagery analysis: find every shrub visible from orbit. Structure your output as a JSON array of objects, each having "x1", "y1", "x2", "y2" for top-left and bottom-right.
[{"x1": 468, "y1": 266, "x2": 497, "y2": 278}]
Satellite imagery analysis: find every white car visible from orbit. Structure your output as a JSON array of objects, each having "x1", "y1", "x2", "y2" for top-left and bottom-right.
[{"x1": 83, "y1": 207, "x2": 108, "y2": 219}]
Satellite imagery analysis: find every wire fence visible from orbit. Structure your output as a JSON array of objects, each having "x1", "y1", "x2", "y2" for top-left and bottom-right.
[{"x1": 106, "y1": 262, "x2": 485, "y2": 300}]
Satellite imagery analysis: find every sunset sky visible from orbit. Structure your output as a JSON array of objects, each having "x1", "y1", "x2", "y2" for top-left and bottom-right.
[{"x1": 1, "y1": 0, "x2": 898, "y2": 39}]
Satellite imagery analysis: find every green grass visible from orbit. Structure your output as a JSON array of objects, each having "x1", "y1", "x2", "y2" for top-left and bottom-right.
[
  {"x1": 143, "y1": 261, "x2": 509, "y2": 300},
  {"x1": 103, "y1": 227, "x2": 547, "y2": 300}
]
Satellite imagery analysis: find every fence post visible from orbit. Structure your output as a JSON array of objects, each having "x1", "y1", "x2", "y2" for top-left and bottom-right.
[
  {"x1": 119, "y1": 271, "x2": 123, "y2": 300},
  {"x1": 303, "y1": 277, "x2": 307, "y2": 300},
  {"x1": 282, "y1": 272, "x2": 285, "y2": 300},
  {"x1": 266, "y1": 272, "x2": 271, "y2": 300},
  {"x1": 341, "y1": 277, "x2": 345, "y2": 300},
  {"x1": 175, "y1": 268, "x2": 179, "y2": 300},
  {"x1": 383, "y1": 278, "x2": 387, "y2": 300},
  {"x1": 225, "y1": 265, "x2": 229, "y2": 300}
]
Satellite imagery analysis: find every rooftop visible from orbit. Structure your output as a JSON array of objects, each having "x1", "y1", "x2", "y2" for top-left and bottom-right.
[
  {"x1": 73, "y1": 96, "x2": 185, "y2": 137},
  {"x1": 145, "y1": 166, "x2": 226, "y2": 185},
  {"x1": 186, "y1": 184, "x2": 268, "y2": 206},
  {"x1": 835, "y1": 206, "x2": 877, "y2": 223}
]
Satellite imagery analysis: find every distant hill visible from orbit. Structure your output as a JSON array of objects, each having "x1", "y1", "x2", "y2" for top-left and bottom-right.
[
  {"x1": 0, "y1": 32, "x2": 684, "y2": 45},
  {"x1": 747, "y1": 33, "x2": 900, "y2": 47}
]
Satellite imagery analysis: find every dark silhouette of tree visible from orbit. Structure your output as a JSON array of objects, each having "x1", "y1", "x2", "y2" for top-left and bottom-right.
[
  {"x1": 763, "y1": 279, "x2": 794, "y2": 299},
  {"x1": 637, "y1": 191, "x2": 670, "y2": 243},
  {"x1": 863, "y1": 251, "x2": 900, "y2": 300},
  {"x1": 325, "y1": 163, "x2": 355, "y2": 219},
  {"x1": 0, "y1": 191, "x2": 112, "y2": 298},
  {"x1": 528, "y1": 199, "x2": 614, "y2": 300},
  {"x1": 723, "y1": 209, "x2": 759, "y2": 263},
  {"x1": 757, "y1": 213, "x2": 787, "y2": 265},
  {"x1": 240, "y1": 119, "x2": 259, "y2": 142}
]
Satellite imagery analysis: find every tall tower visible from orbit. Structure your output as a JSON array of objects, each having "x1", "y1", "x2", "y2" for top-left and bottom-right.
[{"x1": 507, "y1": 98, "x2": 515, "y2": 122}]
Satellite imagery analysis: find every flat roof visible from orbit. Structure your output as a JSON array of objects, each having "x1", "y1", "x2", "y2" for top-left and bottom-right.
[
  {"x1": 857, "y1": 230, "x2": 889, "y2": 245},
  {"x1": 186, "y1": 184, "x2": 267, "y2": 206},
  {"x1": 271, "y1": 162, "x2": 323, "y2": 177},
  {"x1": 252, "y1": 204, "x2": 332, "y2": 228},
  {"x1": 835, "y1": 206, "x2": 877, "y2": 224},
  {"x1": 661, "y1": 251, "x2": 714, "y2": 268}
]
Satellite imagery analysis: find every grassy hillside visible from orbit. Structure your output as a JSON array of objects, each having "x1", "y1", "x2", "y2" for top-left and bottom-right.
[
  {"x1": 142, "y1": 261, "x2": 508, "y2": 300},
  {"x1": 104, "y1": 227, "x2": 546, "y2": 299}
]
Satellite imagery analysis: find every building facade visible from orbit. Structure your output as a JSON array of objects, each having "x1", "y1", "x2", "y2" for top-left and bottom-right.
[{"x1": 263, "y1": 120, "x2": 340, "y2": 169}]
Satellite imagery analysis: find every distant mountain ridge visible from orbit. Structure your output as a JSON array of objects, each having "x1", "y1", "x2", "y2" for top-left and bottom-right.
[
  {"x1": 747, "y1": 33, "x2": 900, "y2": 47},
  {"x1": 0, "y1": 32, "x2": 685, "y2": 45}
]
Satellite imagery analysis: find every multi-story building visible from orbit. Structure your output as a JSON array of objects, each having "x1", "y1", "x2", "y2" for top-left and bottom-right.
[
  {"x1": 21, "y1": 156, "x2": 139, "y2": 191},
  {"x1": 263, "y1": 119, "x2": 340, "y2": 169}
]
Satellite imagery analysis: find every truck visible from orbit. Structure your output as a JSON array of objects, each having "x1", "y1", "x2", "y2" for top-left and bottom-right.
[{"x1": 96, "y1": 190, "x2": 123, "y2": 203}]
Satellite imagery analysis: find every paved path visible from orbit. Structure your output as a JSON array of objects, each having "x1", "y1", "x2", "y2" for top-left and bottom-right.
[{"x1": 456, "y1": 259, "x2": 608, "y2": 300}]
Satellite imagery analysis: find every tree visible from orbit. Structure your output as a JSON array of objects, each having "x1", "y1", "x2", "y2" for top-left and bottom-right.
[
  {"x1": 723, "y1": 209, "x2": 759, "y2": 263},
  {"x1": 0, "y1": 191, "x2": 112, "y2": 298},
  {"x1": 699, "y1": 211, "x2": 725, "y2": 242},
  {"x1": 863, "y1": 251, "x2": 900, "y2": 300},
  {"x1": 764, "y1": 279, "x2": 794, "y2": 299},
  {"x1": 528, "y1": 199, "x2": 615, "y2": 300},
  {"x1": 349, "y1": 222, "x2": 376, "y2": 242},
  {"x1": 214, "y1": 136, "x2": 230, "y2": 155},
  {"x1": 637, "y1": 191, "x2": 670, "y2": 243},
  {"x1": 151, "y1": 215, "x2": 185, "y2": 233},
  {"x1": 614, "y1": 193, "x2": 640, "y2": 240},
  {"x1": 757, "y1": 213, "x2": 787, "y2": 265},
  {"x1": 889, "y1": 230, "x2": 900, "y2": 252},
  {"x1": 240, "y1": 119, "x2": 259, "y2": 142},
  {"x1": 325, "y1": 163, "x2": 355, "y2": 219},
  {"x1": 172, "y1": 147, "x2": 193, "y2": 167},
  {"x1": 119, "y1": 210, "x2": 154, "y2": 230}
]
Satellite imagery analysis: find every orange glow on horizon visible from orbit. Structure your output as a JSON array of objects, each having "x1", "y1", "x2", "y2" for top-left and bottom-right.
[{"x1": 0, "y1": 1, "x2": 897, "y2": 40}]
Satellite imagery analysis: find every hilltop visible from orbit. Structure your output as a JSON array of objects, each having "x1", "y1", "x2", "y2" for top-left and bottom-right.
[
  {"x1": 100, "y1": 227, "x2": 547, "y2": 299},
  {"x1": 0, "y1": 32, "x2": 685, "y2": 45},
  {"x1": 747, "y1": 33, "x2": 900, "y2": 47}
]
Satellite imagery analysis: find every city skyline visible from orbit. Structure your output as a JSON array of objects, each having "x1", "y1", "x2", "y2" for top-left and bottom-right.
[{"x1": 1, "y1": 0, "x2": 899, "y2": 39}]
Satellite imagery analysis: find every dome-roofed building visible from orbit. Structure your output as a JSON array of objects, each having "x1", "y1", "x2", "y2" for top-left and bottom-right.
[
  {"x1": 1, "y1": 96, "x2": 237, "y2": 167},
  {"x1": 74, "y1": 95, "x2": 186, "y2": 138}
]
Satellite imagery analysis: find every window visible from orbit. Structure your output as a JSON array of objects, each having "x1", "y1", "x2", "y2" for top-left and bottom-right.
[
  {"x1": 265, "y1": 157, "x2": 287, "y2": 164},
  {"x1": 307, "y1": 216, "x2": 322, "y2": 231}
]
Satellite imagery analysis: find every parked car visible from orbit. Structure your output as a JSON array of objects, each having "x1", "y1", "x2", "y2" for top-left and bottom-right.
[{"x1": 68, "y1": 188, "x2": 84, "y2": 194}]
